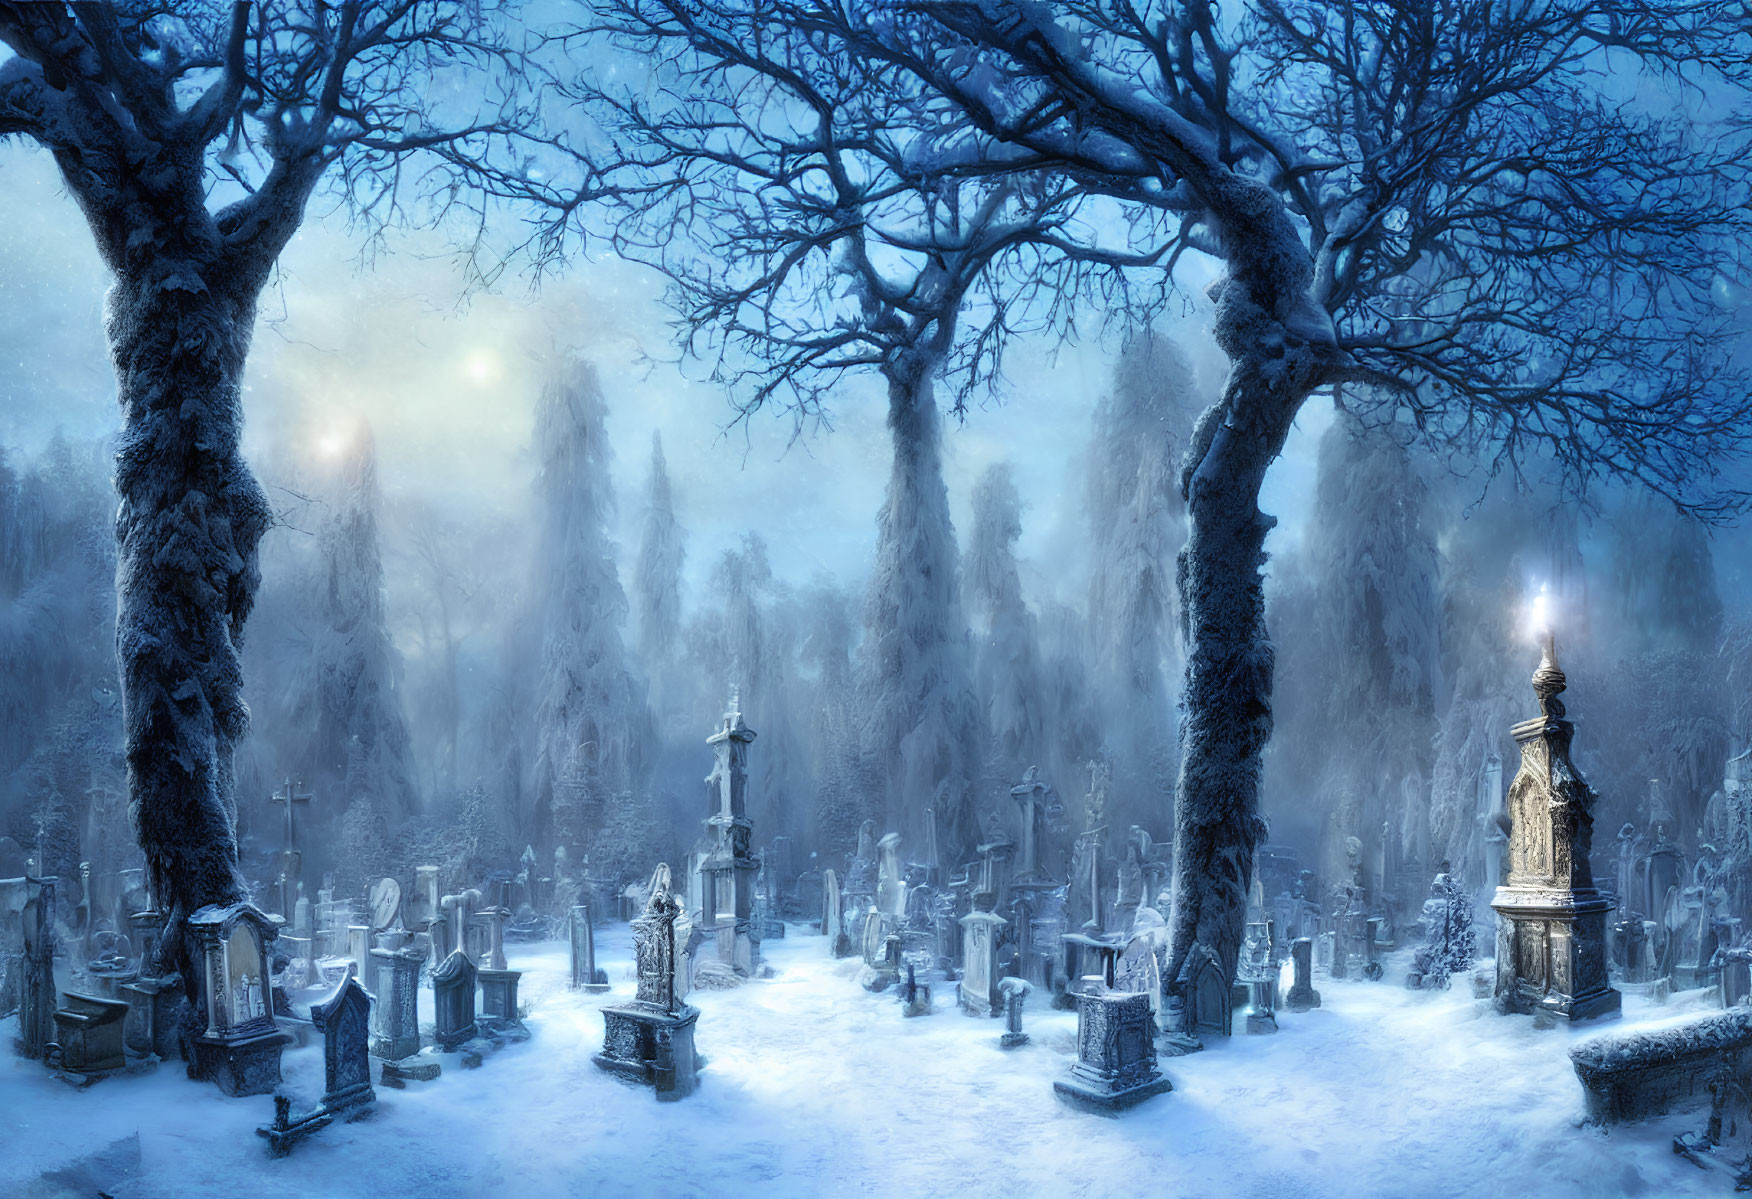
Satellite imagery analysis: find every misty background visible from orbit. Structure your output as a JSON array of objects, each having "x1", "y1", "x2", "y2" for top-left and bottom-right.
[{"x1": 5, "y1": 119, "x2": 1751, "y2": 911}]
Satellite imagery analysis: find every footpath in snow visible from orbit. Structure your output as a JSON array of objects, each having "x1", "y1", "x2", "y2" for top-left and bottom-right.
[{"x1": 0, "y1": 926, "x2": 1730, "y2": 1199}]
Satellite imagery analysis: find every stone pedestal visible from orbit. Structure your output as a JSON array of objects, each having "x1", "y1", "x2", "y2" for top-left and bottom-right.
[
  {"x1": 1491, "y1": 639, "x2": 1620, "y2": 1026},
  {"x1": 700, "y1": 694, "x2": 761, "y2": 983},
  {"x1": 50, "y1": 992, "x2": 129, "y2": 1077},
  {"x1": 370, "y1": 948, "x2": 422, "y2": 1061},
  {"x1": 1053, "y1": 990, "x2": 1172, "y2": 1113},
  {"x1": 120, "y1": 973, "x2": 184, "y2": 1060}
]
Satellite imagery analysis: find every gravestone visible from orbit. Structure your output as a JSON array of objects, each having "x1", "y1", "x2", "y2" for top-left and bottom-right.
[
  {"x1": 822, "y1": 869, "x2": 842, "y2": 943},
  {"x1": 1491, "y1": 636, "x2": 1620, "y2": 1025},
  {"x1": 999, "y1": 976, "x2": 1031, "y2": 1048},
  {"x1": 369, "y1": 878, "x2": 402, "y2": 933},
  {"x1": 1284, "y1": 937, "x2": 1321, "y2": 1012},
  {"x1": 1181, "y1": 943, "x2": 1231, "y2": 1041},
  {"x1": 863, "y1": 933, "x2": 903, "y2": 993},
  {"x1": 186, "y1": 903, "x2": 292, "y2": 1096},
  {"x1": 594, "y1": 864, "x2": 701, "y2": 1100},
  {"x1": 346, "y1": 925, "x2": 370, "y2": 992},
  {"x1": 958, "y1": 910, "x2": 1007, "y2": 1017},
  {"x1": 480, "y1": 966, "x2": 527, "y2": 1040},
  {"x1": 369, "y1": 948, "x2": 422, "y2": 1062},
  {"x1": 1054, "y1": 989, "x2": 1172, "y2": 1113},
  {"x1": 408, "y1": 866, "x2": 440, "y2": 932},
  {"x1": 256, "y1": 976, "x2": 376, "y2": 1156},
  {"x1": 18, "y1": 876, "x2": 56, "y2": 1060},
  {"x1": 570, "y1": 905, "x2": 610, "y2": 992},
  {"x1": 432, "y1": 948, "x2": 479, "y2": 1051},
  {"x1": 877, "y1": 833, "x2": 906, "y2": 919},
  {"x1": 860, "y1": 904, "x2": 885, "y2": 966}
]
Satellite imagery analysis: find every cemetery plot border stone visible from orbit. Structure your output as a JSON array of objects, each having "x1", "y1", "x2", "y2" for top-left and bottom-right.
[{"x1": 1054, "y1": 990, "x2": 1172, "y2": 1114}]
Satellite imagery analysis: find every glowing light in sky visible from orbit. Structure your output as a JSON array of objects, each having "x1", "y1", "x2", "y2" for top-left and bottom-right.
[
  {"x1": 316, "y1": 432, "x2": 346, "y2": 458},
  {"x1": 463, "y1": 347, "x2": 501, "y2": 384}
]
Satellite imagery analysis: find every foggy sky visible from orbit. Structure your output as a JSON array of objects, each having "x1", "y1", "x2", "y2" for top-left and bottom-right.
[{"x1": 0, "y1": 142, "x2": 1332, "y2": 632}]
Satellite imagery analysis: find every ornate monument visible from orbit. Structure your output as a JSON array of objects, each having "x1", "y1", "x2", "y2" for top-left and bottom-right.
[
  {"x1": 1491, "y1": 624, "x2": 1620, "y2": 1025},
  {"x1": 594, "y1": 864, "x2": 701, "y2": 1100},
  {"x1": 697, "y1": 690, "x2": 761, "y2": 982}
]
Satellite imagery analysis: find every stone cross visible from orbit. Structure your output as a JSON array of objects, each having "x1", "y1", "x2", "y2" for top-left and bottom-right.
[
  {"x1": 1010, "y1": 767, "x2": 1053, "y2": 883},
  {"x1": 271, "y1": 778, "x2": 313, "y2": 856}
]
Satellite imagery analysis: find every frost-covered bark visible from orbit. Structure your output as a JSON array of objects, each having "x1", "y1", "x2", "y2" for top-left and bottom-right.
[
  {"x1": 1169, "y1": 204, "x2": 1346, "y2": 988},
  {"x1": 0, "y1": 0, "x2": 563, "y2": 1022},
  {"x1": 112, "y1": 265, "x2": 270, "y2": 962},
  {"x1": 529, "y1": 362, "x2": 653, "y2": 864},
  {"x1": 862, "y1": 367, "x2": 984, "y2": 858}
]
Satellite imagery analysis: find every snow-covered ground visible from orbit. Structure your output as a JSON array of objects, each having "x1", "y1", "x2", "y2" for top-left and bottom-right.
[{"x1": 0, "y1": 928, "x2": 1732, "y2": 1199}]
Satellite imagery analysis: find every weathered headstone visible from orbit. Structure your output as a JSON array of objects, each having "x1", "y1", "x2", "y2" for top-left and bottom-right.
[
  {"x1": 479, "y1": 966, "x2": 527, "y2": 1040},
  {"x1": 256, "y1": 975, "x2": 375, "y2": 1156},
  {"x1": 1492, "y1": 635, "x2": 1620, "y2": 1025},
  {"x1": 570, "y1": 905, "x2": 610, "y2": 992},
  {"x1": 370, "y1": 947, "x2": 422, "y2": 1063},
  {"x1": 18, "y1": 876, "x2": 56, "y2": 1060},
  {"x1": 999, "y1": 976, "x2": 1031, "y2": 1048},
  {"x1": 877, "y1": 832, "x2": 906, "y2": 919},
  {"x1": 1180, "y1": 943, "x2": 1231, "y2": 1041},
  {"x1": 958, "y1": 910, "x2": 1007, "y2": 1016},
  {"x1": 594, "y1": 864, "x2": 701, "y2": 1100},
  {"x1": 186, "y1": 902, "x2": 292, "y2": 1096},
  {"x1": 369, "y1": 878, "x2": 402, "y2": 933},
  {"x1": 822, "y1": 869, "x2": 841, "y2": 943},
  {"x1": 432, "y1": 948, "x2": 479, "y2": 1051},
  {"x1": 1284, "y1": 937, "x2": 1321, "y2": 1012},
  {"x1": 1054, "y1": 989, "x2": 1172, "y2": 1113}
]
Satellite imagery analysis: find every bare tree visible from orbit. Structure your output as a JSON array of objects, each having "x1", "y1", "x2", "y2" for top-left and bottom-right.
[
  {"x1": 853, "y1": 0, "x2": 1752, "y2": 995},
  {"x1": 0, "y1": 1, "x2": 595, "y2": 1007},
  {"x1": 572, "y1": 0, "x2": 1159, "y2": 858}
]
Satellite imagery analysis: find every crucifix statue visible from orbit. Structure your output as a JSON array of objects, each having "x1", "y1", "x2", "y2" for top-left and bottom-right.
[{"x1": 271, "y1": 778, "x2": 313, "y2": 919}]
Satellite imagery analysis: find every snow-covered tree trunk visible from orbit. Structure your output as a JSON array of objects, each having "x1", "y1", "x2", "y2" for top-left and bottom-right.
[
  {"x1": 1165, "y1": 181, "x2": 1343, "y2": 996},
  {"x1": 863, "y1": 361, "x2": 983, "y2": 859},
  {"x1": 110, "y1": 266, "x2": 270, "y2": 987}
]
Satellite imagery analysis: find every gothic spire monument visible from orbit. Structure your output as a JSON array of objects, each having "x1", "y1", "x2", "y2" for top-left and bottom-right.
[{"x1": 1491, "y1": 612, "x2": 1620, "y2": 1025}]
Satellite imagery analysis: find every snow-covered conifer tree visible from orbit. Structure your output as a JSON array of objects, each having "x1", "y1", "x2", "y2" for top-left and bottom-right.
[
  {"x1": 966, "y1": 463, "x2": 1043, "y2": 784},
  {"x1": 529, "y1": 361, "x2": 654, "y2": 871}
]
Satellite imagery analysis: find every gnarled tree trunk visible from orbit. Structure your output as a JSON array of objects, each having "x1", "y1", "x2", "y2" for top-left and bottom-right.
[
  {"x1": 1164, "y1": 177, "x2": 1343, "y2": 1001},
  {"x1": 111, "y1": 260, "x2": 270, "y2": 1015}
]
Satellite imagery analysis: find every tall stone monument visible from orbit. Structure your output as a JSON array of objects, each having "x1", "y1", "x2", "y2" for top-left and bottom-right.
[
  {"x1": 1491, "y1": 628, "x2": 1620, "y2": 1025},
  {"x1": 698, "y1": 689, "x2": 761, "y2": 982}
]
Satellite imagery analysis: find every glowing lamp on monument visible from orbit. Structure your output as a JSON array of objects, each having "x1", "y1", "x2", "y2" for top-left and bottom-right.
[{"x1": 1490, "y1": 588, "x2": 1620, "y2": 1025}]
